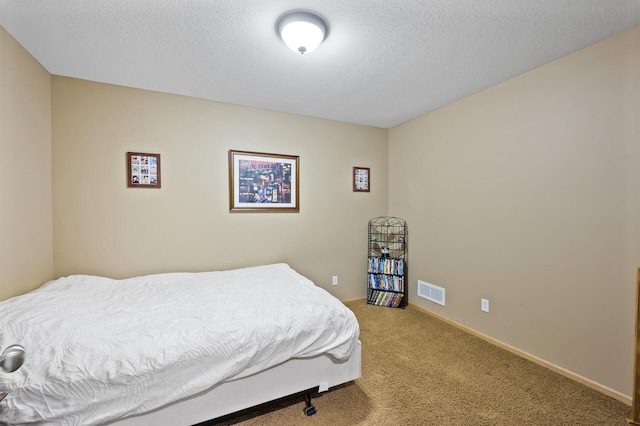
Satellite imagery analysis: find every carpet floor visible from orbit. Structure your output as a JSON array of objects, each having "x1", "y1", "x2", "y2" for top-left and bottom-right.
[{"x1": 215, "y1": 300, "x2": 631, "y2": 425}]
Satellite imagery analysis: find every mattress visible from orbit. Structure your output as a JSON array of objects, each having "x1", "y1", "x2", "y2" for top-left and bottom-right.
[{"x1": 0, "y1": 263, "x2": 360, "y2": 425}]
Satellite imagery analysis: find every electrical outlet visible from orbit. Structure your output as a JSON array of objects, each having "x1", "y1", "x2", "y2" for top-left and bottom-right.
[
  {"x1": 332, "y1": 276, "x2": 338, "y2": 286},
  {"x1": 481, "y1": 298, "x2": 489, "y2": 313}
]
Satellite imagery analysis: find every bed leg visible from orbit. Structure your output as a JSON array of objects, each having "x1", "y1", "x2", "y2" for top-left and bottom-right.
[{"x1": 303, "y1": 392, "x2": 317, "y2": 416}]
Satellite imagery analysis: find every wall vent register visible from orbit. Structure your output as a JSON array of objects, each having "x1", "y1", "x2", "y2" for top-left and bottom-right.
[{"x1": 417, "y1": 280, "x2": 445, "y2": 306}]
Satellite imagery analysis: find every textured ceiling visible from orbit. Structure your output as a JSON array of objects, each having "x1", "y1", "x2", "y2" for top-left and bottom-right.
[{"x1": 2, "y1": 1, "x2": 640, "y2": 128}]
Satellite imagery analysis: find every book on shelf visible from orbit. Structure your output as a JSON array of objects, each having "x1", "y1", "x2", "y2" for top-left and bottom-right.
[
  {"x1": 367, "y1": 257, "x2": 404, "y2": 275},
  {"x1": 367, "y1": 274, "x2": 404, "y2": 292},
  {"x1": 367, "y1": 289, "x2": 404, "y2": 308}
]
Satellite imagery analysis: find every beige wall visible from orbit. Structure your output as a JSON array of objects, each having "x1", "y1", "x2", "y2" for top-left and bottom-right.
[
  {"x1": 51, "y1": 77, "x2": 388, "y2": 300},
  {"x1": 0, "y1": 27, "x2": 53, "y2": 300},
  {"x1": 389, "y1": 25, "x2": 640, "y2": 399}
]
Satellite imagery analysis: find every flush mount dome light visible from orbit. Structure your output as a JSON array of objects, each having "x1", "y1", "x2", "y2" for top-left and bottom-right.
[{"x1": 277, "y1": 11, "x2": 328, "y2": 54}]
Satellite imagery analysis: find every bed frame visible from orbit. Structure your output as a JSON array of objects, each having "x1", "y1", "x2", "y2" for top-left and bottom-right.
[{"x1": 108, "y1": 340, "x2": 361, "y2": 426}]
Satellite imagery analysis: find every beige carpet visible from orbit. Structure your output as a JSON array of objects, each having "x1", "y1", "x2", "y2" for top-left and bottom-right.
[{"x1": 215, "y1": 300, "x2": 631, "y2": 425}]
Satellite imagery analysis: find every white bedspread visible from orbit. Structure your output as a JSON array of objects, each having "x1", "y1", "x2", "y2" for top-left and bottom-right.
[{"x1": 0, "y1": 263, "x2": 360, "y2": 425}]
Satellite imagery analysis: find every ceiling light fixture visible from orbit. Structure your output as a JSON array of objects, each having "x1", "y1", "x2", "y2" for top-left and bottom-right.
[{"x1": 277, "y1": 11, "x2": 328, "y2": 54}]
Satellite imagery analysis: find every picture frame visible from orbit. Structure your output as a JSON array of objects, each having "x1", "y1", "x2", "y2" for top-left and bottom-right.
[
  {"x1": 353, "y1": 167, "x2": 370, "y2": 192},
  {"x1": 127, "y1": 152, "x2": 161, "y2": 188},
  {"x1": 228, "y1": 150, "x2": 299, "y2": 213}
]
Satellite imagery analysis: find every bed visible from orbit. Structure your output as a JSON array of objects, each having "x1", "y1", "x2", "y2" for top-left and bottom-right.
[{"x1": 0, "y1": 263, "x2": 361, "y2": 425}]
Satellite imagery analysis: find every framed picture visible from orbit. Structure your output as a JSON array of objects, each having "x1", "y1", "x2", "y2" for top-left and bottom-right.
[
  {"x1": 353, "y1": 167, "x2": 370, "y2": 192},
  {"x1": 229, "y1": 150, "x2": 299, "y2": 213},
  {"x1": 127, "y1": 152, "x2": 161, "y2": 188}
]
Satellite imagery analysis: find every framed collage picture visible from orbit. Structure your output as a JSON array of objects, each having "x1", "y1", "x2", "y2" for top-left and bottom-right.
[
  {"x1": 228, "y1": 150, "x2": 299, "y2": 213},
  {"x1": 353, "y1": 167, "x2": 370, "y2": 192},
  {"x1": 127, "y1": 152, "x2": 161, "y2": 188}
]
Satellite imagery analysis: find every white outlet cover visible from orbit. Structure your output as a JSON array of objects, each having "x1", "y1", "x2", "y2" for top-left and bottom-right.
[{"x1": 481, "y1": 299, "x2": 489, "y2": 312}]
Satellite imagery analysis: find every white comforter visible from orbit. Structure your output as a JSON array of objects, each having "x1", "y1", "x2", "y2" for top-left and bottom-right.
[{"x1": 0, "y1": 263, "x2": 360, "y2": 425}]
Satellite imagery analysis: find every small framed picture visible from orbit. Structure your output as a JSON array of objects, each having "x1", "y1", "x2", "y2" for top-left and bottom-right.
[
  {"x1": 127, "y1": 152, "x2": 161, "y2": 188},
  {"x1": 353, "y1": 167, "x2": 370, "y2": 192}
]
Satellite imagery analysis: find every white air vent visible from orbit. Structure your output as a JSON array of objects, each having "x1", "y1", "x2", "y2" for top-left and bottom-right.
[{"x1": 417, "y1": 280, "x2": 445, "y2": 306}]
